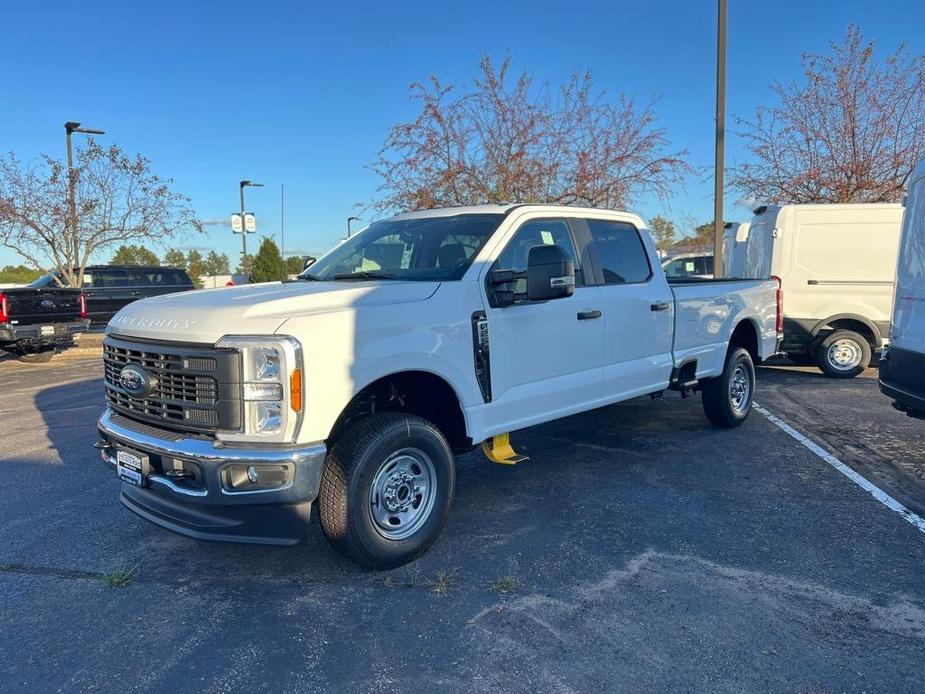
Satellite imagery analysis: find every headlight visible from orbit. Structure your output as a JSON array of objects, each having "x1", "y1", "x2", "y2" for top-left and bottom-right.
[{"x1": 214, "y1": 335, "x2": 303, "y2": 443}]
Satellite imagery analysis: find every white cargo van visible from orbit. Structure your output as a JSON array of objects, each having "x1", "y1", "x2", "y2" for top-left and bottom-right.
[
  {"x1": 880, "y1": 159, "x2": 925, "y2": 418},
  {"x1": 743, "y1": 203, "x2": 904, "y2": 377}
]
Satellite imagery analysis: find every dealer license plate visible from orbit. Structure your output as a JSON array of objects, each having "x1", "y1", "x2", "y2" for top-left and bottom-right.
[
  {"x1": 116, "y1": 448, "x2": 149, "y2": 487},
  {"x1": 40, "y1": 325, "x2": 54, "y2": 336}
]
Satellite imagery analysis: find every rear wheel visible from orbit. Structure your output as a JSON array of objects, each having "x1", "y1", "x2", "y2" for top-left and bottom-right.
[
  {"x1": 318, "y1": 413, "x2": 455, "y2": 569},
  {"x1": 815, "y1": 330, "x2": 870, "y2": 378},
  {"x1": 702, "y1": 347, "x2": 755, "y2": 427},
  {"x1": 17, "y1": 347, "x2": 55, "y2": 363}
]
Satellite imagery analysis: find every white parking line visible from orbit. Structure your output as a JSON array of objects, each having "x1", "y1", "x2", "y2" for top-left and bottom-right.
[{"x1": 753, "y1": 402, "x2": 925, "y2": 535}]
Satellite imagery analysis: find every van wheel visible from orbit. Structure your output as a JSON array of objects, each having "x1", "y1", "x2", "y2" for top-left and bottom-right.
[
  {"x1": 702, "y1": 347, "x2": 755, "y2": 427},
  {"x1": 318, "y1": 413, "x2": 455, "y2": 569},
  {"x1": 17, "y1": 348, "x2": 55, "y2": 363},
  {"x1": 816, "y1": 330, "x2": 870, "y2": 378}
]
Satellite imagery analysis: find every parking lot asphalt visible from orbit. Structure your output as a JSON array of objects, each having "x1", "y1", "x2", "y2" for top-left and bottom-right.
[{"x1": 2, "y1": 354, "x2": 924, "y2": 693}]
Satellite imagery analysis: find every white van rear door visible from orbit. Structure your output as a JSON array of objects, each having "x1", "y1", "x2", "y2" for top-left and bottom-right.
[{"x1": 894, "y1": 175, "x2": 925, "y2": 351}]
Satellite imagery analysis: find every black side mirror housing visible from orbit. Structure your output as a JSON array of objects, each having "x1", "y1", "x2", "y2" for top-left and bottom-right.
[{"x1": 526, "y1": 245, "x2": 575, "y2": 301}]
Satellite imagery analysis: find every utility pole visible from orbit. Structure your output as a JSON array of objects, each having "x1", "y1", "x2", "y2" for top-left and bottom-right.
[
  {"x1": 64, "y1": 122, "x2": 105, "y2": 284},
  {"x1": 712, "y1": 0, "x2": 727, "y2": 278},
  {"x1": 239, "y1": 180, "x2": 263, "y2": 277},
  {"x1": 280, "y1": 184, "x2": 286, "y2": 280}
]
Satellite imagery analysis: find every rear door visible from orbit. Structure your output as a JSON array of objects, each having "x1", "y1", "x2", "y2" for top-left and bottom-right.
[
  {"x1": 92, "y1": 268, "x2": 135, "y2": 322},
  {"x1": 481, "y1": 216, "x2": 606, "y2": 433},
  {"x1": 581, "y1": 217, "x2": 674, "y2": 398},
  {"x1": 130, "y1": 267, "x2": 193, "y2": 300}
]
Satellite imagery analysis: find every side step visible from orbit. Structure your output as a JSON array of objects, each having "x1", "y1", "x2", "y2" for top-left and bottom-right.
[{"x1": 481, "y1": 433, "x2": 529, "y2": 465}]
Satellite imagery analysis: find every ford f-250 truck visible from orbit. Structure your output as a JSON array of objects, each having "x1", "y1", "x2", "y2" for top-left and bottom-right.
[
  {"x1": 0, "y1": 286, "x2": 89, "y2": 362},
  {"x1": 95, "y1": 205, "x2": 782, "y2": 568}
]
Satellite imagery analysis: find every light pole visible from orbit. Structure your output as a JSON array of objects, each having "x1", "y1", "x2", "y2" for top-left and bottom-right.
[
  {"x1": 712, "y1": 0, "x2": 727, "y2": 277},
  {"x1": 65, "y1": 122, "x2": 105, "y2": 279},
  {"x1": 239, "y1": 180, "x2": 263, "y2": 277},
  {"x1": 347, "y1": 216, "x2": 360, "y2": 238}
]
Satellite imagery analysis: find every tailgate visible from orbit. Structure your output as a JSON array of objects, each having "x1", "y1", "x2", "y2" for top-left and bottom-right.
[{"x1": 4, "y1": 289, "x2": 83, "y2": 324}]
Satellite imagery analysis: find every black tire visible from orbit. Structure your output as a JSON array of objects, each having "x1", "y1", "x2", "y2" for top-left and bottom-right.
[
  {"x1": 815, "y1": 330, "x2": 871, "y2": 379},
  {"x1": 702, "y1": 347, "x2": 755, "y2": 428},
  {"x1": 17, "y1": 348, "x2": 55, "y2": 364},
  {"x1": 318, "y1": 413, "x2": 455, "y2": 569}
]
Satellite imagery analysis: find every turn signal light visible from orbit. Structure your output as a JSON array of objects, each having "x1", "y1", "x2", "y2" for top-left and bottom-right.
[
  {"x1": 770, "y1": 275, "x2": 783, "y2": 333},
  {"x1": 290, "y1": 368, "x2": 302, "y2": 412},
  {"x1": 79, "y1": 292, "x2": 88, "y2": 320},
  {"x1": 0, "y1": 293, "x2": 8, "y2": 324}
]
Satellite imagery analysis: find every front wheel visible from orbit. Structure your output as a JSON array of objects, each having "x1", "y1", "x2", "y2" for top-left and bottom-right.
[
  {"x1": 815, "y1": 330, "x2": 871, "y2": 378},
  {"x1": 702, "y1": 347, "x2": 755, "y2": 428},
  {"x1": 318, "y1": 413, "x2": 455, "y2": 569}
]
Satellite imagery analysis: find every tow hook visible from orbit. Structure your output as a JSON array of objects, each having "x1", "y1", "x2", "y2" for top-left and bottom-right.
[
  {"x1": 164, "y1": 468, "x2": 195, "y2": 481},
  {"x1": 94, "y1": 440, "x2": 112, "y2": 451}
]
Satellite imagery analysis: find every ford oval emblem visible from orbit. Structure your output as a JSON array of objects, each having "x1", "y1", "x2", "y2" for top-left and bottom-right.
[
  {"x1": 40, "y1": 299, "x2": 56, "y2": 310},
  {"x1": 118, "y1": 364, "x2": 155, "y2": 398}
]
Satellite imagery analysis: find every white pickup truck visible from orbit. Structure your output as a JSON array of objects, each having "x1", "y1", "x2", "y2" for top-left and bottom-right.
[{"x1": 96, "y1": 204, "x2": 781, "y2": 567}]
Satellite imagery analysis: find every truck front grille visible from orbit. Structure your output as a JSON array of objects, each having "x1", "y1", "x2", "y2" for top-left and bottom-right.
[{"x1": 103, "y1": 335, "x2": 241, "y2": 434}]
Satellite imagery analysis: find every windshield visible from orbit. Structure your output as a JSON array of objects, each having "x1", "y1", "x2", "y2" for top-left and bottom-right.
[{"x1": 303, "y1": 213, "x2": 504, "y2": 282}]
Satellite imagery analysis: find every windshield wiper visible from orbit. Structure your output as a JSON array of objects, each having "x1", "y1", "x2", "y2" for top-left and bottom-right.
[
  {"x1": 294, "y1": 274, "x2": 321, "y2": 281},
  {"x1": 330, "y1": 271, "x2": 397, "y2": 281}
]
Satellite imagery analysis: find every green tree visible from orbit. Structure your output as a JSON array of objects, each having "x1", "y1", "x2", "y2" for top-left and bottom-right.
[
  {"x1": 284, "y1": 256, "x2": 306, "y2": 275},
  {"x1": 163, "y1": 248, "x2": 187, "y2": 268},
  {"x1": 185, "y1": 250, "x2": 205, "y2": 285},
  {"x1": 110, "y1": 244, "x2": 159, "y2": 265},
  {"x1": 202, "y1": 250, "x2": 230, "y2": 275},
  {"x1": 250, "y1": 237, "x2": 284, "y2": 283},
  {"x1": 648, "y1": 216, "x2": 676, "y2": 250},
  {"x1": 0, "y1": 264, "x2": 42, "y2": 284},
  {"x1": 235, "y1": 253, "x2": 254, "y2": 275}
]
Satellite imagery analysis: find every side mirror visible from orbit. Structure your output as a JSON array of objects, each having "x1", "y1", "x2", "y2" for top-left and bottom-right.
[
  {"x1": 526, "y1": 245, "x2": 575, "y2": 301},
  {"x1": 302, "y1": 256, "x2": 317, "y2": 270}
]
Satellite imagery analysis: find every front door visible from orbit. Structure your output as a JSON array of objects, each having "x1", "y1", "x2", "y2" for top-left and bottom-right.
[{"x1": 481, "y1": 217, "x2": 606, "y2": 434}]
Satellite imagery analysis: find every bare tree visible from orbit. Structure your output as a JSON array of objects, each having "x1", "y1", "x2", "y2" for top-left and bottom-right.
[
  {"x1": 370, "y1": 57, "x2": 690, "y2": 213},
  {"x1": 732, "y1": 25, "x2": 925, "y2": 204},
  {"x1": 0, "y1": 140, "x2": 200, "y2": 287}
]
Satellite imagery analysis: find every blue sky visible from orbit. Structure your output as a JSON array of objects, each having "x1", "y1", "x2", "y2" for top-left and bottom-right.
[{"x1": 2, "y1": 0, "x2": 924, "y2": 268}]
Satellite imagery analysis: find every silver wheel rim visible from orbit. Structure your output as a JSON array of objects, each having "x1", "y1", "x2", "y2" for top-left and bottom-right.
[
  {"x1": 729, "y1": 363, "x2": 751, "y2": 413},
  {"x1": 369, "y1": 447, "x2": 437, "y2": 541},
  {"x1": 826, "y1": 339, "x2": 863, "y2": 371}
]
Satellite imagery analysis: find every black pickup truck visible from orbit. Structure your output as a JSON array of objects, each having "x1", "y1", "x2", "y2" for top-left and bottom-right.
[{"x1": 0, "y1": 287, "x2": 90, "y2": 362}]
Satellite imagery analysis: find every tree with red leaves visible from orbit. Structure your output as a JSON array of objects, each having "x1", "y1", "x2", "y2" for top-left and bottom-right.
[
  {"x1": 732, "y1": 25, "x2": 925, "y2": 204},
  {"x1": 370, "y1": 57, "x2": 690, "y2": 213}
]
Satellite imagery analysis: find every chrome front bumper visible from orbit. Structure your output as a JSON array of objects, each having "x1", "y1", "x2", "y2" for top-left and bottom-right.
[{"x1": 96, "y1": 408, "x2": 327, "y2": 545}]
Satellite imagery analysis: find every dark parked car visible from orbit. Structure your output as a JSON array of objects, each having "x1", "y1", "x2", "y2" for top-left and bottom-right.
[{"x1": 31, "y1": 266, "x2": 195, "y2": 324}]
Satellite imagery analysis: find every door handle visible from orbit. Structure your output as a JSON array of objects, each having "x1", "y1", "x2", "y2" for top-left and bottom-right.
[
  {"x1": 577, "y1": 310, "x2": 602, "y2": 320},
  {"x1": 650, "y1": 302, "x2": 671, "y2": 312}
]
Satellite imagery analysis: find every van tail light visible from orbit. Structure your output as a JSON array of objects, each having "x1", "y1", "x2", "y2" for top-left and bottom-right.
[
  {"x1": 770, "y1": 275, "x2": 783, "y2": 333},
  {"x1": 0, "y1": 292, "x2": 8, "y2": 324},
  {"x1": 79, "y1": 292, "x2": 88, "y2": 320}
]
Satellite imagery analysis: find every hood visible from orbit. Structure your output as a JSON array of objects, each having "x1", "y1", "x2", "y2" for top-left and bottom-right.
[{"x1": 106, "y1": 280, "x2": 441, "y2": 343}]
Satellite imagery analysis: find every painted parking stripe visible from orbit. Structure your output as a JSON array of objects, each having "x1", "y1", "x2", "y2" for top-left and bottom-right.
[{"x1": 753, "y1": 402, "x2": 925, "y2": 535}]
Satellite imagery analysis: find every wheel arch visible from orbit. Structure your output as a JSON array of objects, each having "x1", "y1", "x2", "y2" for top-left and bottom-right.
[
  {"x1": 810, "y1": 314, "x2": 882, "y2": 349},
  {"x1": 728, "y1": 318, "x2": 761, "y2": 364},
  {"x1": 327, "y1": 369, "x2": 471, "y2": 453}
]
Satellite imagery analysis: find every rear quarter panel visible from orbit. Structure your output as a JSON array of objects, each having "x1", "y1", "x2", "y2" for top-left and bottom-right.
[{"x1": 671, "y1": 279, "x2": 778, "y2": 378}]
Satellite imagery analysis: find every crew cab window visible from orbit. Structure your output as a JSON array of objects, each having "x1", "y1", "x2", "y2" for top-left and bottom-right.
[
  {"x1": 495, "y1": 219, "x2": 582, "y2": 294},
  {"x1": 585, "y1": 219, "x2": 651, "y2": 284},
  {"x1": 94, "y1": 268, "x2": 131, "y2": 287},
  {"x1": 305, "y1": 214, "x2": 503, "y2": 281},
  {"x1": 663, "y1": 255, "x2": 714, "y2": 278}
]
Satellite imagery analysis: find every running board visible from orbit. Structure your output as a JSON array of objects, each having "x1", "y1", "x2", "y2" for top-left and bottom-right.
[{"x1": 481, "y1": 433, "x2": 528, "y2": 465}]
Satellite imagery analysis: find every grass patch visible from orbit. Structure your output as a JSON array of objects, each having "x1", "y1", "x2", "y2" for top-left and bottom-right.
[
  {"x1": 430, "y1": 569, "x2": 457, "y2": 596},
  {"x1": 98, "y1": 563, "x2": 140, "y2": 588},
  {"x1": 489, "y1": 575, "x2": 519, "y2": 594}
]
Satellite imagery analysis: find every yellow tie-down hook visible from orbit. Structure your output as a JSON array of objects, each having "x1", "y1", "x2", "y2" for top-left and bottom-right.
[{"x1": 481, "y1": 432, "x2": 529, "y2": 465}]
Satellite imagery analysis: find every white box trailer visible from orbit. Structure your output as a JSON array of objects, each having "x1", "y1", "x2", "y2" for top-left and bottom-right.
[
  {"x1": 743, "y1": 202, "x2": 904, "y2": 377},
  {"x1": 880, "y1": 158, "x2": 925, "y2": 418}
]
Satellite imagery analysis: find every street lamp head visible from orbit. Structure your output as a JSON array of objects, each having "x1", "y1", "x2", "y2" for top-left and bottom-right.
[
  {"x1": 65, "y1": 121, "x2": 81, "y2": 132},
  {"x1": 241, "y1": 180, "x2": 264, "y2": 188},
  {"x1": 78, "y1": 128, "x2": 106, "y2": 135}
]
